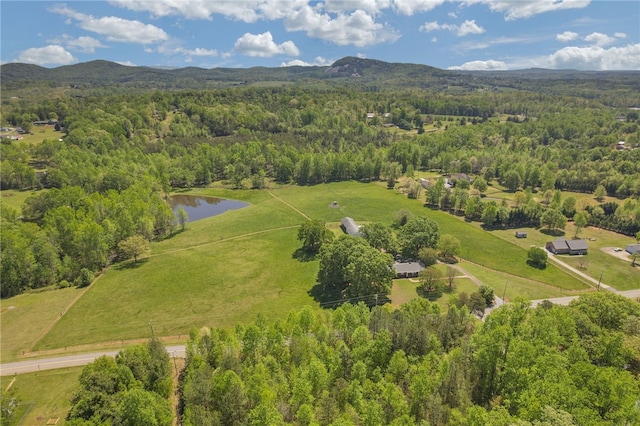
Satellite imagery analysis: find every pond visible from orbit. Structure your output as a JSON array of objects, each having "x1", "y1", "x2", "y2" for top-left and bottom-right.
[{"x1": 170, "y1": 194, "x2": 249, "y2": 222}]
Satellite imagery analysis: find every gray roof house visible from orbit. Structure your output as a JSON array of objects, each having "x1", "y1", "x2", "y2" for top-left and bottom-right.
[
  {"x1": 393, "y1": 262, "x2": 424, "y2": 278},
  {"x1": 546, "y1": 238, "x2": 588, "y2": 255},
  {"x1": 626, "y1": 244, "x2": 640, "y2": 255},
  {"x1": 341, "y1": 217, "x2": 361, "y2": 237}
]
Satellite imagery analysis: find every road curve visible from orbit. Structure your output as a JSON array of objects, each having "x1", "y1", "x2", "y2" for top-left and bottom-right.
[{"x1": 0, "y1": 345, "x2": 186, "y2": 376}]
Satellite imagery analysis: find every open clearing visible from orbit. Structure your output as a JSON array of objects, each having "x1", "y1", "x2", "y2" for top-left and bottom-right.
[{"x1": 6, "y1": 181, "x2": 602, "y2": 356}]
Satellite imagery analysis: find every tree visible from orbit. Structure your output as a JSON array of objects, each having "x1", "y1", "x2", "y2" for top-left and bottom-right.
[
  {"x1": 472, "y1": 177, "x2": 488, "y2": 193},
  {"x1": 398, "y1": 216, "x2": 440, "y2": 259},
  {"x1": 419, "y1": 267, "x2": 444, "y2": 295},
  {"x1": 478, "y1": 285, "x2": 494, "y2": 306},
  {"x1": 527, "y1": 246, "x2": 548, "y2": 269},
  {"x1": 446, "y1": 266, "x2": 457, "y2": 288},
  {"x1": 562, "y1": 196, "x2": 577, "y2": 218},
  {"x1": 573, "y1": 212, "x2": 588, "y2": 238},
  {"x1": 542, "y1": 189, "x2": 554, "y2": 206},
  {"x1": 116, "y1": 388, "x2": 172, "y2": 426},
  {"x1": 361, "y1": 222, "x2": 397, "y2": 253},
  {"x1": 481, "y1": 203, "x2": 497, "y2": 226},
  {"x1": 541, "y1": 208, "x2": 567, "y2": 232},
  {"x1": 118, "y1": 235, "x2": 151, "y2": 263},
  {"x1": 175, "y1": 207, "x2": 188, "y2": 231},
  {"x1": 392, "y1": 208, "x2": 413, "y2": 228},
  {"x1": 594, "y1": 184, "x2": 606, "y2": 202},
  {"x1": 438, "y1": 234, "x2": 461, "y2": 261},
  {"x1": 502, "y1": 170, "x2": 522, "y2": 192},
  {"x1": 418, "y1": 247, "x2": 438, "y2": 267},
  {"x1": 297, "y1": 219, "x2": 333, "y2": 254},
  {"x1": 513, "y1": 191, "x2": 527, "y2": 208},
  {"x1": 317, "y1": 236, "x2": 395, "y2": 298}
]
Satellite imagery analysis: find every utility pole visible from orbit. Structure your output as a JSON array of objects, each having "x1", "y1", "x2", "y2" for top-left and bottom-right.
[{"x1": 597, "y1": 269, "x2": 604, "y2": 291}]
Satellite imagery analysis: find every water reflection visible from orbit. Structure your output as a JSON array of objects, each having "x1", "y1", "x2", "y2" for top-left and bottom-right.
[{"x1": 170, "y1": 195, "x2": 249, "y2": 222}]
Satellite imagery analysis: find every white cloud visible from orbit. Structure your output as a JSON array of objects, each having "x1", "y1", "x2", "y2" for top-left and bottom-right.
[
  {"x1": 285, "y1": 7, "x2": 399, "y2": 47},
  {"x1": 556, "y1": 31, "x2": 579, "y2": 42},
  {"x1": 614, "y1": 32, "x2": 627, "y2": 39},
  {"x1": 50, "y1": 4, "x2": 168, "y2": 44},
  {"x1": 324, "y1": 0, "x2": 392, "y2": 14},
  {"x1": 48, "y1": 35, "x2": 107, "y2": 53},
  {"x1": 548, "y1": 43, "x2": 640, "y2": 70},
  {"x1": 115, "y1": 60, "x2": 136, "y2": 66},
  {"x1": 448, "y1": 59, "x2": 508, "y2": 70},
  {"x1": 584, "y1": 32, "x2": 616, "y2": 47},
  {"x1": 357, "y1": 53, "x2": 367, "y2": 58},
  {"x1": 234, "y1": 31, "x2": 300, "y2": 57},
  {"x1": 457, "y1": 20, "x2": 485, "y2": 36},
  {"x1": 157, "y1": 43, "x2": 218, "y2": 57},
  {"x1": 109, "y1": 0, "x2": 261, "y2": 22},
  {"x1": 15, "y1": 45, "x2": 76, "y2": 66},
  {"x1": 280, "y1": 56, "x2": 333, "y2": 66},
  {"x1": 431, "y1": 37, "x2": 438, "y2": 43},
  {"x1": 392, "y1": 0, "x2": 445, "y2": 15},
  {"x1": 420, "y1": 20, "x2": 484, "y2": 36},
  {"x1": 462, "y1": 0, "x2": 591, "y2": 20}
]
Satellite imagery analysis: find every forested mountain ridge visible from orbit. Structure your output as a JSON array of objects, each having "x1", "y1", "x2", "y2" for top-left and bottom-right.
[{"x1": 2, "y1": 57, "x2": 640, "y2": 106}]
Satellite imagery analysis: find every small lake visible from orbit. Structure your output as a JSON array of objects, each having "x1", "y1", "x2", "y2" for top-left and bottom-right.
[{"x1": 170, "y1": 195, "x2": 249, "y2": 222}]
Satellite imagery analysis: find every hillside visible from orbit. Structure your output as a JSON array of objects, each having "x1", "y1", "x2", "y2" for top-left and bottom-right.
[{"x1": 2, "y1": 57, "x2": 639, "y2": 105}]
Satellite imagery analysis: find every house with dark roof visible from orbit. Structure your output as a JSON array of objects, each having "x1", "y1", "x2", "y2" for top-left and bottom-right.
[
  {"x1": 393, "y1": 261, "x2": 424, "y2": 278},
  {"x1": 626, "y1": 244, "x2": 640, "y2": 255},
  {"x1": 546, "y1": 238, "x2": 588, "y2": 255},
  {"x1": 340, "y1": 217, "x2": 361, "y2": 237}
]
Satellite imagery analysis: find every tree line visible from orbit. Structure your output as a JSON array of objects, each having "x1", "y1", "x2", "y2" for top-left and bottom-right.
[{"x1": 180, "y1": 294, "x2": 640, "y2": 425}]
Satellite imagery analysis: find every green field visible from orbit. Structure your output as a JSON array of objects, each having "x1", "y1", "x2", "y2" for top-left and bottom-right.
[
  {"x1": 390, "y1": 276, "x2": 479, "y2": 308},
  {"x1": 1, "y1": 287, "x2": 82, "y2": 362},
  {"x1": 8, "y1": 181, "x2": 600, "y2": 355},
  {"x1": 1, "y1": 366, "x2": 81, "y2": 426}
]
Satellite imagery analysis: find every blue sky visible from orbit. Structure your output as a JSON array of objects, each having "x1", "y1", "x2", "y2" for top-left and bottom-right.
[{"x1": 1, "y1": 1, "x2": 639, "y2": 70}]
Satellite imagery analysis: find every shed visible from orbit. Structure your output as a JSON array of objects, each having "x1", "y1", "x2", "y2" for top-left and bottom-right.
[
  {"x1": 340, "y1": 217, "x2": 361, "y2": 237},
  {"x1": 393, "y1": 262, "x2": 424, "y2": 278},
  {"x1": 515, "y1": 231, "x2": 528, "y2": 238},
  {"x1": 626, "y1": 244, "x2": 640, "y2": 255}
]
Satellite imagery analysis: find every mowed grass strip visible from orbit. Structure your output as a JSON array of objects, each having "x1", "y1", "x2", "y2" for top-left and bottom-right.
[
  {"x1": 35, "y1": 227, "x2": 318, "y2": 350},
  {"x1": 271, "y1": 182, "x2": 589, "y2": 290},
  {"x1": 458, "y1": 260, "x2": 584, "y2": 301},
  {"x1": 0, "y1": 287, "x2": 82, "y2": 362}
]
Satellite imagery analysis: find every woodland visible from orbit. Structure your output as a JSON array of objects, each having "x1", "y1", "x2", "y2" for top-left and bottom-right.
[{"x1": 1, "y1": 57, "x2": 640, "y2": 424}]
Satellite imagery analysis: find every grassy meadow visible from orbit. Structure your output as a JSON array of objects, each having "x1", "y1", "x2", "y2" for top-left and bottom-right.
[
  {"x1": 6, "y1": 180, "x2": 615, "y2": 356},
  {"x1": 0, "y1": 287, "x2": 82, "y2": 362}
]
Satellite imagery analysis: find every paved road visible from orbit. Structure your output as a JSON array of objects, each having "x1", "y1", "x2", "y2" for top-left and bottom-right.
[{"x1": 0, "y1": 345, "x2": 186, "y2": 376}]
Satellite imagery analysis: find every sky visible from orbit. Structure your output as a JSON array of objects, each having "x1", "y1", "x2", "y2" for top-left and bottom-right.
[{"x1": 1, "y1": 1, "x2": 639, "y2": 71}]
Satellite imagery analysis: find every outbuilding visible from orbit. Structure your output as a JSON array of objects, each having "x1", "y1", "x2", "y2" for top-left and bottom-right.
[
  {"x1": 546, "y1": 238, "x2": 588, "y2": 255},
  {"x1": 626, "y1": 244, "x2": 640, "y2": 255},
  {"x1": 515, "y1": 231, "x2": 528, "y2": 238},
  {"x1": 340, "y1": 217, "x2": 361, "y2": 237}
]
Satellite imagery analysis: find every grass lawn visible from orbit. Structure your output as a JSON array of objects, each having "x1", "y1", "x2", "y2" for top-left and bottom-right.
[
  {"x1": 2, "y1": 366, "x2": 81, "y2": 425},
  {"x1": 458, "y1": 260, "x2": 586, "y2": 301},
  {"x1": 0, "y1": 189, "x2": 43, "y2": 216},
  {"x1": 390, "y1": 277, "x2": 480, "y2": 309},
  {"x1": 0, "y1": 287, "x2": 83, "y2": 362}
]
